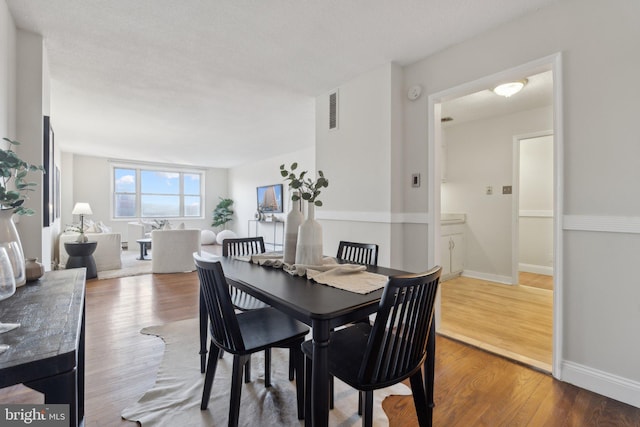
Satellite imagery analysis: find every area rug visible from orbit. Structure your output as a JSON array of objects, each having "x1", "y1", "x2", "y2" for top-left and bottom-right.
[
  {"x1": 97, "y1": 249, "x2": 151, "y2": 280},
  {"x1": 97, "y1": 245, "x2": 221, "y2": 280},
  {"x1": 121, "y1": 318, "x2": 411, "y2": 426}
]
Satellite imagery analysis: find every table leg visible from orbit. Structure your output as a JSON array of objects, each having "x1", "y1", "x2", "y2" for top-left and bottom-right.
[
  {"x1": 311, "y1": 319, "x2": 330, "y2": 427},
  {"x1": 26, "y1": 369, "x2": 79, "y2": 426},
  {"x1": 139, "y1": 242, "x2": 145, "y2": 260}
]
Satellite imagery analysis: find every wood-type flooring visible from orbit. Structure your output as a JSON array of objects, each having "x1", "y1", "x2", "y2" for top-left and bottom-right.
[{"x1": 1, "y1": 270, "x2": 638, "y2": 426}]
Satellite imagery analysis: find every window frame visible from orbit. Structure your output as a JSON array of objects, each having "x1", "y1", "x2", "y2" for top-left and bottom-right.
[{"x1": 111, "y1": 163, "x2": 205, "y2": 220}]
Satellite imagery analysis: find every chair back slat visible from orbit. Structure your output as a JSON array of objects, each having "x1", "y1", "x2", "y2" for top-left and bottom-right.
[
  {"x1": 222, "y1": 237, "x2": 266, "y2": 307},
  {"x1": 359, "y1": 266, "x2": 441, "y2": 385},
  {"x1": 194, "y1": 255, "x2": 246, "y2": 352},
  {"x1": 337, "y1": 241, "x2": 379, "y2": 266},
  {"x1": 223, "y1": 237, "x2": 266, "y2": 257}
]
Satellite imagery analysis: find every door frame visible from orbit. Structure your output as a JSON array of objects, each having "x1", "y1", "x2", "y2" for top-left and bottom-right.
[
  {"x1": 512, "y1": 131, "x2": 554, "y2": 284},
  {"x1": 428, "y1": 52, "x2": 564, "y2": 377}
]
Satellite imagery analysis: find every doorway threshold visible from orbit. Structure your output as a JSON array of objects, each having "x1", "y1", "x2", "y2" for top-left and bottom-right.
[{"x1": 437, "y1": 328, "x2": 551, "y2": 373}]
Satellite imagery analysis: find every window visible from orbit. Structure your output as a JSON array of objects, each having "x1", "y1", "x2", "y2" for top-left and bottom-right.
[{"x1": 113, "y1": 166, "x2": 203, "y2": 219}]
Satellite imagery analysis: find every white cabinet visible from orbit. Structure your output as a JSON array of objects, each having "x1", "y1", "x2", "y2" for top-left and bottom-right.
[{"x1": 441, "y1": 223, "x2": 465, "y2": 280}]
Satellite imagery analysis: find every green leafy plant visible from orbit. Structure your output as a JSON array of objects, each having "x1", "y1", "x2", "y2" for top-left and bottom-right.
[
  {"x1": 212, "y1": 197, "x2": 234, "y2": 228},
  {"x1": 280, "y1": 163, "x2": 329, "y2": 207},
  {"x1": 0, "y1": 137, "x2": 45, "y2": 215}
]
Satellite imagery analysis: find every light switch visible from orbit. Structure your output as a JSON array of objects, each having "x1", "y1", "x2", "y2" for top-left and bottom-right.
[
  {"x1": 486, "y1": 186, "x2": 493, "y2": 195},
  {"x1": 412, "y1": 173, "x2": 421, "y2": 188}
]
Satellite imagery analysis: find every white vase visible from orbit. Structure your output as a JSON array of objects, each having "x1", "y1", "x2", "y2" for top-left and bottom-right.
[
  {"x1": 295, "y1": 203, "x2": 323, "y2": 266},
  {"x1": 0, "y1": 209, "x2": 26, "y2": 287},
  {"x1": 283, "y1": 193, "x2": 304, "y2": 264}
]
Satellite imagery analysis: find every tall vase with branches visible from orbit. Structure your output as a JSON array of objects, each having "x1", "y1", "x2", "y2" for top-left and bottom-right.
[
  {"x1": 280, "y1": 163, "x2": 329, "y2": 265},
  {"x1": 0, "y1": 137, "x2": 45, "y2": 287}
]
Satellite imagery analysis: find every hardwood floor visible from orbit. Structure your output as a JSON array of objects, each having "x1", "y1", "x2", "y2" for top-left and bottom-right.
[
  {"x1": 439, "y1": 274, "x2": 553, "y2": 372},
  {"x1": 2, "y1": 271, "x2": 639, "y2": 426}
]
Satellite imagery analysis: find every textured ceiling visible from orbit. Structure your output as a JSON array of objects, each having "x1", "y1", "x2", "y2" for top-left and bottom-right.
[{"x1": 7, "y1": 0, "x2": 558, "y2": 168}]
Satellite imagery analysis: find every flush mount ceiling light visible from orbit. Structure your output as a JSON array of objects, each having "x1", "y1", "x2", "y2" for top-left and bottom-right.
[{"x1": 493, "y1": 79, "x2": 528, "y2": 97}]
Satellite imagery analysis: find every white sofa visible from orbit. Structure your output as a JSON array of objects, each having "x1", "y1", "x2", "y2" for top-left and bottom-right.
[
  {"x1": 151, "y1": 229, "x2": 201, "y2": 273},
  {"x1": 59, "y1": 232, "x2": 123, "y2": 271}
]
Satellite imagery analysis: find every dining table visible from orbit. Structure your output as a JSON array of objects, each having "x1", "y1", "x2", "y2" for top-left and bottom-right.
[{"x1": 199, "y1": 256, "x2": 436, "y2": 427}]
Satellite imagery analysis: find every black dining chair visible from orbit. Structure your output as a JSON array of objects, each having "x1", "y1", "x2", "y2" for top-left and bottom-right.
[
  {"x1": 222, "y1": 237, "x2": 270, "y2": 311},
  {"x1": 195, "y1": 254, "x2": 309, "y2": 426},
  {"x1": 198, "y1": 237, "x2": 269, "y2": 374},
  {"x1": 337, "y1": 241, "x2": 379, "y2": 266},
  {"x1": 302, "y1": 266, "x2": 442, "y2": 427},
  {"x1": 324, "y1": 240, "x2": 379, "y2": 406}
]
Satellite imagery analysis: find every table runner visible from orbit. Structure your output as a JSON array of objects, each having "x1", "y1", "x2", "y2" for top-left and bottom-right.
[{"x1": 232, "y1": 252, "x2": 388, "y2": 294}]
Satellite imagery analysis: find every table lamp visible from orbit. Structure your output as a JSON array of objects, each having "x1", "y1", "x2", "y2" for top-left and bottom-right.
[{"x1": 72, "y1": 202, "x2": 93, "y2": 242}]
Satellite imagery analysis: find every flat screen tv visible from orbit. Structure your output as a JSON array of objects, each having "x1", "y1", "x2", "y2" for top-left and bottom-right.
[{"x1": 257, "y1": 184, "x2": 284, "y2": 213}]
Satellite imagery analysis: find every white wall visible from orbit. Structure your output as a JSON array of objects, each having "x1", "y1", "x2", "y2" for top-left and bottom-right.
[
  {"x1": 315, "y1": 64, "x2": 404, "y2": 269},
  {"x1": 228, "y1": 147, "x2": 314, "y2": 247},
  {"x1": 441, "y1": 106, "x2": 552, "y2": 281},
  {"x1": 66, "y1": 153, "x2": 228, "y2": 246},
  {"x1": 402, "y1": 0, "x2": 640, "y2": 407},
  {"x1": 13, "y1": 28, "x2": 58, "y2": 268},
  {"x1": 1, "y1": 4, "x2": 58, "y2": 269},
  {"x1": 519, "y1": 135, "x2": 553, "y2": 272},
  {"x1": 0, "y1": 0, "x2": 16, "y2": 139}
]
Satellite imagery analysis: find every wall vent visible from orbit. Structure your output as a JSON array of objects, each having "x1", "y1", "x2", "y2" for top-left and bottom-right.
[{"x1": 329, "y1": 90, "x2": 338, "y2": 130}]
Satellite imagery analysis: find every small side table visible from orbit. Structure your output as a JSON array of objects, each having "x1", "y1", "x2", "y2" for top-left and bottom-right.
[
  {"x1": 136, "y1": 238, "x2": 152, "y2": 260},
  {"x1": 64, "y1": 241, "x2": 98, "y2": 279}
]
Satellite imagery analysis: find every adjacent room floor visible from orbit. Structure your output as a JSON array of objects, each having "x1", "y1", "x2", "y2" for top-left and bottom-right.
[{"x1": 438, "y1": 272, "x2": 553, "y2": 372}]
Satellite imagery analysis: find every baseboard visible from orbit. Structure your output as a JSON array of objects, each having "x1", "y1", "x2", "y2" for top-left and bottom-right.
[
  {"x1": 519, "y1": 263, "x2": 553, "y2": 276},
  {"x1": 561, "y1": 361, "x2": 640, "y2": 408},
  {"x1": 462, "y1": 270, "x2": 513, "y2": 285}
]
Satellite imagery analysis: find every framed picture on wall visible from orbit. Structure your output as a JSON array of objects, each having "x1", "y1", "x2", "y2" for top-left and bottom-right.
[{"x1": 43, "y1": 116, "x2": 54, "y2": 227}]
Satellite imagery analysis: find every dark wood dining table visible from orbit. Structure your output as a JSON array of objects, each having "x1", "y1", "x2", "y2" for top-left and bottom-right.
[{"x1": 199, "y1": 256, "x2": 436, "y2": 427}]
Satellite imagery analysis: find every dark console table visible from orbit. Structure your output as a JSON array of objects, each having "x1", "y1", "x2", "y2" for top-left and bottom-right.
[
  {"x1": 0, "y1": 269, "x2": 86, "y2": 427},
  {"x1": 65, "y1": 241, "x2": 98, "y2": 279}
]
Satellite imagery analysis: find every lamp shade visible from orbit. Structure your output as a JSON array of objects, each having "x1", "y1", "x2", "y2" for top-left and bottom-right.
[{"x1": 72, "y1": 202, "x2": 93, "y2": 216}]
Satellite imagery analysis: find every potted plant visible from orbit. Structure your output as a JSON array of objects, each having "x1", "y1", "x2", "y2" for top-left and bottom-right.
[
  {"x1": 1, "y1": 138, "x2": 44, "y2": 215},
  {"x1": 280, "y1": 163, "x2": 329, "y2": 207},
  {"x1": 212, "y1": 197, "x2": 234, "y2": 230},
  {"x1": 0, "y1": 137, "x2": 45, "y2": 287},
  {"x1": 280, "y1": 163, "x2": 329, "y2": 265}
]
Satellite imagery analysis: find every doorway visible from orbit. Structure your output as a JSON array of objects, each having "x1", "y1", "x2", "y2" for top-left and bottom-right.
[
  {"x1": 513, "y1": 132, "x2": 554, "y2": 284},
  {"x1": 428, "y1": 54, "x2": 563, "y2": 377}
]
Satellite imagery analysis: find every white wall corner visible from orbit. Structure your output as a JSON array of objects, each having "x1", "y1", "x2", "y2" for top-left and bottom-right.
[
  {"x1": 561, "y1": 361, "x2": 640, "y2": 409},
  {"x1": 462, "y1": 270, "x2": 513, "y2": 285}
]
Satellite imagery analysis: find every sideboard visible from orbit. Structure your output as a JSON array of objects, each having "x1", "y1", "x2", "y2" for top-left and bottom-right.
[{"x1": 0, "y1": 269, "x2": 86, "y2": 427}]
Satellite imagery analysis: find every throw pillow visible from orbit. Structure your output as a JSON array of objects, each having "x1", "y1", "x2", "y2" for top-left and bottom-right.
[
  {"x1": 177, "y1": 222, "x2": 185, "y2": 230},
  {"x1": 201, "y1": 230, "x2": 216, "y2": 245},
  {"x1": 96, "y1": 221, "x2": 112, "y2": 233},
  {"x1": 86, "y1": 222, "x2": 100, "y2": 233},
  {"x1": 216, "y1": 229, "x2": 237, "y2": 245}
]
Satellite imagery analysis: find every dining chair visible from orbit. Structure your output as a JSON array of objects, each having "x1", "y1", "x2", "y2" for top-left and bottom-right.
[
  {"x1": 337, "y1": 241, "x2": 379, "y2": 266},
  {"x1": 302, "y1": 266, "x2": 442, "y2": 427},
  {"x1": 222, "y1": 237, "x2": 270, "y2": 311},
  {"x1": 195, "y1": 254, "x2": 308, "y2": 426},
  {"x1": 219, "y1": 237, "x2": 273, "y2": 380},
  {"x1": 325, "y1": 240, "x2": 380, "y2": 407},
  {"x1": 199, "y1": 237, "x2": 269, "y2": 374}
]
